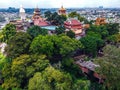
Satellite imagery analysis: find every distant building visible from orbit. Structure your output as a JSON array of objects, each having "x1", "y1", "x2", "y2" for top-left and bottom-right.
[
  {"x1": 58, "y1": 5, "x2": 66, "y2": 15},
  {"x1": 64, "y1": 18, "x2": 85, "y2": 39},
  {"x1": 19, "y1": 5, "x2": 26, "y2": 21},
  {"x1": 32, "y1": 7, "x2": 49, "y2": 26}
]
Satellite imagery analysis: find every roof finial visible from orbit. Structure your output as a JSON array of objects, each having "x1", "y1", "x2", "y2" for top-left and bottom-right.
[{"x1": 61, "y1": 2, "x2": 63, "y2": 8}]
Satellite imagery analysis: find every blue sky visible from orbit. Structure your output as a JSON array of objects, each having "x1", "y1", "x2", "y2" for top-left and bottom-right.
[{"x1": 0, "y1": 0, "x2": 120, "y2": 8}]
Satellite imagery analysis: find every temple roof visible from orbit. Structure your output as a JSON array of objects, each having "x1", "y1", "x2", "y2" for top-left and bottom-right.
[
  {"x1": 64, "y1": 19, "x2": 82, "y2": 26},
  {"x1": 34, "y1": 20, "x2": 49, "y2": 26}
]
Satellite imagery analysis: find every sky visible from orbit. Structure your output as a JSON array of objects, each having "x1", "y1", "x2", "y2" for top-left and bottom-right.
[{"x1": 0, "y1": 0, "x2": 120, "y2": 8}]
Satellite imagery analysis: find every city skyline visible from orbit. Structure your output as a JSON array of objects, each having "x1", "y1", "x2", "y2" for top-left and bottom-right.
[{"x1": 0, "y1": 0, "x2": 120, "y2": 8}]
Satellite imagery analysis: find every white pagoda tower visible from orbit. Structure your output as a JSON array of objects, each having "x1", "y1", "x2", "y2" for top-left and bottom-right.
[{"x1": 19, "y1": 5, "x2": 26, "y2": 21}]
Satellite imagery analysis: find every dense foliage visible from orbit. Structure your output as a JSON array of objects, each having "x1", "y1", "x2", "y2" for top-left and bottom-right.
[
  {"x1": 80, "y1": 31, "x2": 104, "y2": 57},
  {"x1": 94, "y1": 45, "x2": 120, "y2": 90},
  {"x1": 30, "y1": 35, "x2": 83, "y2": 62},
  {"x1": 1, "y1": 23, "x2": 16, "y2": 43},
  {"x1": 0, "y1": 11, "x2": 120, "y2": 90},
  {"x1": 2, "y1": 54, "x2": 49, "y2": 89},
  {"x1": 44, "y1": 11, "x2": 67, "y2": 25},
  {"x1": 5, "y1": 32, "x2": 32, "y2": 59},
  {"x1": 27, "y1": 25, "x2": 48, "y2": 39}
]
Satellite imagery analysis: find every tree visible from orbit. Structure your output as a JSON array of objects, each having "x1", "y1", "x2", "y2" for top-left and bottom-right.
[
  {"x1": 2, "y1": 54, "x2": 49, "y2": 89},
  {"x1": 28, "y1": 66, "x2": 90, "y2": 90},
  {"x1": 28, "y1": 66, "x2": 72, "y2": 90},
  {"x1": 44, "y1": 11, "x2": 66, "y2": 26},
  {"x1": 27, "y1": 25, "x2": 48, "y2": 39},
  {"x1": 87, "y1": 25, "x2": 109, "y2": 39},
  {"x1": 5, "y1": 32, "x2": 32, "y2": 59},
  {"x1": 68, "y1": 11, "x2": 78, "y2": 18},
  {"x1": 68, "y1": 11, "x2": 89, "y2": 23},
  {"x1": 44, "y1": 10, "x2": 52, "y2": 19},
  {"x1": 94, "y1": 45, "x2": 120, "y2": 90},
  {"x1": 55, "y1": 26, "x2": 65, "y2": 35},
  {"x1": 106, "y1": 23, "x2": 119, "y2": 35},
  {"x1": 80, "y1": 32, "x2": 104, "y2": 57},
  {"x1": 0, "y1": 53, "x2": 6, "y2": 71},
  {"x1": 106, "y1": 34, "x2": 120, "y2": 48},
  {"x1": 0, "y1": 53, "x2": 6, "y2": 83},
  {"x1": 61, "y1": 57, "x2": 84, "y2": 79},
  {"x1": 2, "y1": 23, "x2": 16, "y2": 42},
  {"x1": 30, "y1": 35, "x2": 83, "y2": 62},
  {"x1": 73, "y1": 79, "x2": 90, "y2": 90},
  {"x1": 66, "y1": 30, "x2": 75, "y2": 38}
]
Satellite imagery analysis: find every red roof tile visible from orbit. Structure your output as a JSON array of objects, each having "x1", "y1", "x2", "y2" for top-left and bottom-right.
[
  {"x1": 34, "y1": 20, "x2": 49, "y2": 26},
  {"x1": 64, "y1": 19, "x2": 82, "y2": 25},
  {"x1": 64, "y1": 19, "x2": 82, "y2": 29}
]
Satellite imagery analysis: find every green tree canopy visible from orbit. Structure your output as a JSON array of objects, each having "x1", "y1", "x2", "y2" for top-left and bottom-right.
[
  {"x1": 94, "y1": 45, "x2": 120, "y2": 90},
  {"x1": 0, "y1": 53, "x2": 6, "y2": 70},
  {"x1": 80, "y1": 32, "x2": 104, "y2": 57},
  {"x1": 87, "y1": 25, "x2": 109, "y2": 39},
  {"x1": 28, "y1": 66, "x2": 90, "y2": 90},
  {"x1": 2, "y1": 54, "x2": 49, "y2": 89},
  {"x1": 28, "y1": 66, "x2": 72, "y2": 90},
  {"x1": 44, "y1": 10, "x2": 52, "y2": 19},
  {"x1": 106, "y1": 34, "x2": 120, "y2": 44},
  {"x1": 55, "y1": 26, "x2": 65, "y2": 35},
  {"x1": 106, "y1": 23, "x2": 119, "y2": 35},
  {"x1": 30, "y1": 35, "x2": 83, "y2": 62},
  {"x1": 2, "y1": 23, "x2": 16, "y2": 42},
  {"x1": 5, "y1": 32, "x2": 32, "y2": 59},
  {"x1": 44, "y1": 11, "x2": 67, "y2": 26},
  {"x1": 27, "y1": 25, "x2": 48, "y2": 39},
  {"x1": 68, "y1": 11, "x2": 89, "y2": 23},
  {"x1": 66, "y1": 30, "x2": 75, "y2": 38}
]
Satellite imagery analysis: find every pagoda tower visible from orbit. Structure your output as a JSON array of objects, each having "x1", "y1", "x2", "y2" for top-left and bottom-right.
[
  {"x1": 32, "y1": 7, "x2": 43, "y2": 21},
  {"x1": 32, "y1": 7, "x2": 49, "y2": 26},
  {"x1": 19, "y1": 5, "x2": 26, "y2": 21},
  {"x1": 58, "y1": 5, "x2": 66, "y2": 15}
]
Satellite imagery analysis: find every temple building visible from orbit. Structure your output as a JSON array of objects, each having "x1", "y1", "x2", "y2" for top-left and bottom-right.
[
  {"x1": 58, "y1": 5, "x2": 66, "y2": 15},
  {"x1": 19, "y1": 5, "x2": 26, "y2": 21},
  {"x1": 9, "y1": 5, "x2": 31, "y2": 31},
  {"x1": 64, "y1": 18, "x2": 85, "y2": 39},
  {"x1": 95, "y1": 17, "x2": 106, "y2": 25},
  {"x1": 32, "y1": 7, "x2": 49, "y2": 26}
]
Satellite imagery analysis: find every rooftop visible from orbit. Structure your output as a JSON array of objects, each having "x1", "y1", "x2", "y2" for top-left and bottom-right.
[{"x1": 75, "y1": 60, "x2": 100, "y2": 71}]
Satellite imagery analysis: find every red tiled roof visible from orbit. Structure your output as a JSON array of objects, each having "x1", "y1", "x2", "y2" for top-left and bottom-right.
[
  {"x1": 64, "y1": 19, "x2": 82, "y2": 29},
  {"x1": 64, "y1": 19, "x2": 82, "y2": 26},
  {"x1": 34, "y1": 20, "x2": 49, "y2": 26}
]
